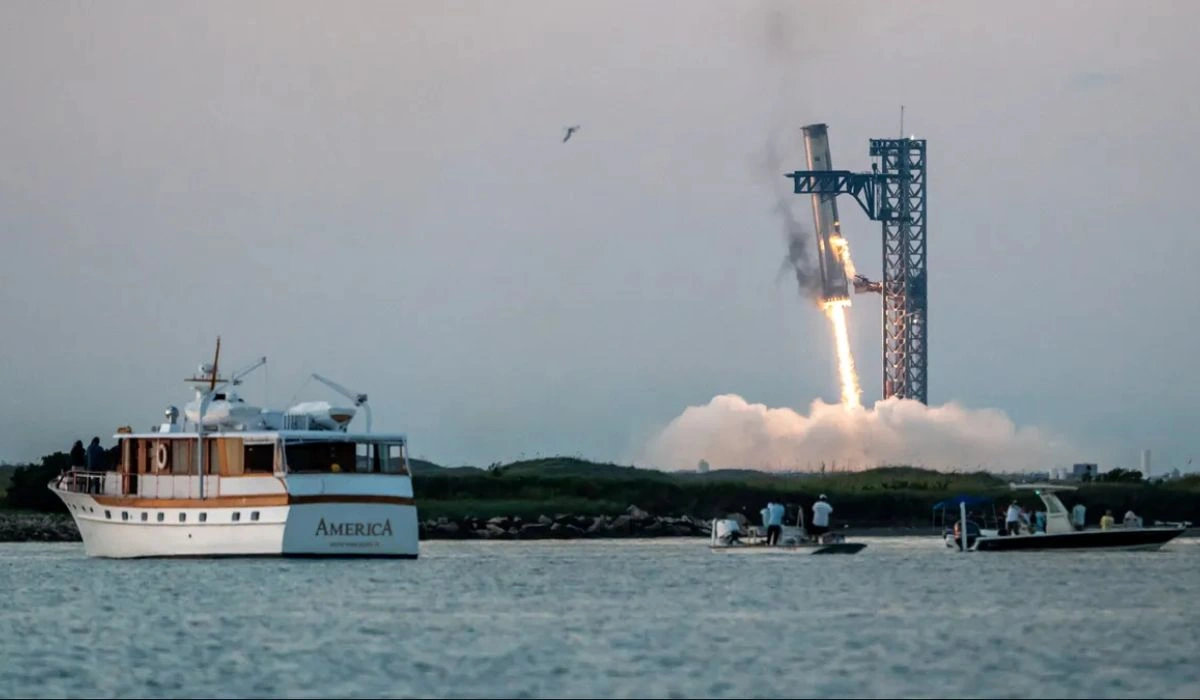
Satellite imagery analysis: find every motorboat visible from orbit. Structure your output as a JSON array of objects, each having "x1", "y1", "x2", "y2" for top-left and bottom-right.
[
  {"x1": 48, "y1": 338, "x2": 420, "y2": 559},
  {"x1": 708, "y1": 512, "x2": 867, "y2": 555},
  {"x1": 951, "y1": 483, "x2": 1188, "y2": 553}
]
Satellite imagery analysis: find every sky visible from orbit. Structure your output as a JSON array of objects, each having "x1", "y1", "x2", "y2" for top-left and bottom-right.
[{"x1": 1, "y1": 1, "x2": 1197, "y2": 473}]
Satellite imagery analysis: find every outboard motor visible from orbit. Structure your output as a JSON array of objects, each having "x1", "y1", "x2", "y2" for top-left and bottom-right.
[
  {"x1": 953, "y1": 519, "x2": 981, "y2": 551},
  {"x1": 714, "y1": 519, "x2": 742, "y2": 546}
]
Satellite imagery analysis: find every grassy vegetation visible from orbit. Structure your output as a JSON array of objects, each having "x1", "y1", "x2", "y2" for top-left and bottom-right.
[
  {"x1": 6, "y1": 452, "x2": 1199, "y2": 527},
  {"x1": 411, "y1": 458, "x2": 1200, "y2": 526}
]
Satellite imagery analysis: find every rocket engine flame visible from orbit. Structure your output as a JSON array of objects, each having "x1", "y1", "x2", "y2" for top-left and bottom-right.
[
  {"x1": 821, "y1": 234, "x2": 861, "y2": 409},
  {"x1": 823, "y1": 298, "x2": 861, "y2": 409}
]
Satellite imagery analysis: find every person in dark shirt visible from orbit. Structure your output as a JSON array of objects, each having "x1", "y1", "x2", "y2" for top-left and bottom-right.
[
  {"x1": 86, "y1": 437, "x2": 106, "y2": 469},
  {"x1": 69, "y1": 440, "x2": 86, "y2": 471}
]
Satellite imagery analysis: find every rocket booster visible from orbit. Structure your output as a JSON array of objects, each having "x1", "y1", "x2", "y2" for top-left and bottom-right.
[{"x1": 801, "y1": 123, "x2": 850, "y2": 303}]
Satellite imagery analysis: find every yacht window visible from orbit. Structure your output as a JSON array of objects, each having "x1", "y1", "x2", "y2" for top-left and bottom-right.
[
  {"x1": 199, "y1": 512, "x2": 207, "y2": 523},
  {"x1": 232, "y1": 512, "x2": 241, "y2": 522},
  {"x1": 284, "y1": 441, "x2": 356, "y2": 474},
  {"x1": 384, "y1": 444, "x2": 410, "y2": 475},
  {"x1": 141, "y1": 512, "x2": 148, "y2": 522},
  {"x1": 244, "y1": 444, "x2": 274, "y2": 474},
  {"x1": 104, "y1": 510, "x2": 111, "y2": 519},
  {"x1": 157, "y1": 513, "x2": 165, "y2": 522},
  {"x1": 179, "y1": 513, "x2": 186, "y2": 523},
  {"x1": 251, "y1": 511, "x2": 260, "y2": 522},
  {"x1": 121, "y1": 511, "x2": 129, "y2": 521}
]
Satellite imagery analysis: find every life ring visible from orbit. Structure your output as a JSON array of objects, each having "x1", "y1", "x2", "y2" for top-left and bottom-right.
[{"x1": 154, "y1": 443, "x2": 169, "y2": 471}]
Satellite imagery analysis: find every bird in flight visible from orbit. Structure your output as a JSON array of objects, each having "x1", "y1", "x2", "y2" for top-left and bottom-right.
[{"x1": 562, "y1": 125, "x2": 581, "y2": 143}]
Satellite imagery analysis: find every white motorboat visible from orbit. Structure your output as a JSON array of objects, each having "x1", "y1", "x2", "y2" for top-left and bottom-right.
[
  {"x1": 708, "y1": 511, "x2": 866, "y2": 555},
  {"x1": 949, "y1": 483, "x2": 1187, "y2": 553},
  {"x1": 48, "y1": 338, "x2": 420, "y2": 559}
]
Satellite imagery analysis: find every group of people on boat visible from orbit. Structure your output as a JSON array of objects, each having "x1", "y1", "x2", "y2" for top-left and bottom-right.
[
  {"x1": 68, "y1": 437, "x2": 111, "y2": 472},
  {"x1": 957, "y1": 497, "x2": 1145, "y2": 540},
  {"x1": 755, "y1": 495, "x2": 834, "y2": 545},
  {"x1": 66, "y1": 437, "x2": 115, "y2": 493}
]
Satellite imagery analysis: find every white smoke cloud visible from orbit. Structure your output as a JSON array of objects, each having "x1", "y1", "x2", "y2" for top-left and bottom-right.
[{"x1": 640, "y1": 394, "x2": 1078, "y2": 473}]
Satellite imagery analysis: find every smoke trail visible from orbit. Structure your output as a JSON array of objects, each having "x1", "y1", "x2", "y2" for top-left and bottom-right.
[
  {"x1": 758, "y1": 138, "x2": 823, "y2": 302},
  {"x1": 640, "y1": 394, "x2": 1079, "y2": 473}
]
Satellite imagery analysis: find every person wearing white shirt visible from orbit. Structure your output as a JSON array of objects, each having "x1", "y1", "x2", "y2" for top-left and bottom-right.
[
  {"x1": 810, "y1": 495, "x2": 833, "y2": 541},
  {"x1": 765, "y1": 501, "x2": 785, "y2": 545},
  {"x1": 1005, "y1": 502, "x2": 1023, "y2": 535}
]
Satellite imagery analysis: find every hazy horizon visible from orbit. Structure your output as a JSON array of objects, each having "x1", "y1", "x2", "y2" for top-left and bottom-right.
[{"x1": 2, "y1": 1, "x2": 1197, "y2": 474}]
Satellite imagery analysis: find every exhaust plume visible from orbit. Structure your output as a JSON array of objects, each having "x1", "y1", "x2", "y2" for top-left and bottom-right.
[
  {"x1": 759, "y1": 138, "x2": 823, "y2": 301},
  {"x1": 641, "y1": 394, "x2": 1077, "y2": 473}
]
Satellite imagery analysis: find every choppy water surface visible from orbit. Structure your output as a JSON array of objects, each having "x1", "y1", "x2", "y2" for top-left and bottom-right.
[{"x1": 2, "y1": 537, "x2": 1198, "y2": 698}]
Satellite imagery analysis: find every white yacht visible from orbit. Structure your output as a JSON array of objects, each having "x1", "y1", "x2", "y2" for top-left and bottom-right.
[{"x1": 48, "y1": 339, "x2": 419, "y2": 559}]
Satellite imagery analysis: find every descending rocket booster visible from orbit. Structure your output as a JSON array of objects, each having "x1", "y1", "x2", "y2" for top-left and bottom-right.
[{"x1": 801, "y1": 123, "x2": 850, "y2": 303}]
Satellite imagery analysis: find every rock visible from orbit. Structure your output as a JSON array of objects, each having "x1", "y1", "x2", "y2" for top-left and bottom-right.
[
  {"x1": 626, "y1": 505, "x2": 651, "y2": 521},
  {"x1": 435, "y1": 521, "x2": 460, "y2": 535},
  {"x1": 538, "y1": 514, "x2": 553, "y2": 526},
  {"x1": 643, "y1": 520, "x2": 666, "y2": 535},
  {"x1": 520, "y1": 523, "x2": 552, "y2": 539},
  {"x1": 587, "y1": 516, "x2": 609, "y2": 534},
  {"x1": 487, "y1": 516, "x2": 509, "y2": 528},
  {"x1": 606, "y1": 514, "x2": 633, "y2": 535},
  {"x1": 486, "y1": 524, "x2": 507, "y2": 537}
]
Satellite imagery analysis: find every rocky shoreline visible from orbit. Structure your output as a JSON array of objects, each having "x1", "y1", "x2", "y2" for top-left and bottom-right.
[
  {"x1": 0, "y1": 512, "x2": 79, "y2": 542},
  {"x1": 417, "y1": 506, "x2": 715, "y2": 540},
  {"x1": 0, "y1": 506, "x2": 950, "y2": 543}
]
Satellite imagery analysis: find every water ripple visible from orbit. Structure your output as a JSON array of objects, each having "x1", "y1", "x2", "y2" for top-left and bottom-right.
[{"x1": 1, "y1": 538, "x2": 1198, "y2": 698}]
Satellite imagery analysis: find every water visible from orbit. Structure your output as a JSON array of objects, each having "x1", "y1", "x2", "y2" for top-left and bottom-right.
[{"x1": 2, "y1": 537, "x2": 1199, "y2": 698}]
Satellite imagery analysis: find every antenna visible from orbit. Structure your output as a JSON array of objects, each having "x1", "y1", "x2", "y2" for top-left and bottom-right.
[
  {"x1": 210, "y1": 336, "x2": 221, "y2": 391},
  {"x1": 900, "y1": 105, "x2": 905, "y2": 138}
]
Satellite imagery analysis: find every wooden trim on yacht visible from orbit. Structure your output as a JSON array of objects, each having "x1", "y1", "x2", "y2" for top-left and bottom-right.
[
  {"x1": 94, "y1": 494, "x2": 288, "y2": 509},
  {"x1": 92, "y1": 494, "x2": 416, "y2": 508}
]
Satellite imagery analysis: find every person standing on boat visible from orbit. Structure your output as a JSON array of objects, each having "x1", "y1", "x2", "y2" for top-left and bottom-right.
[
  {"x1": 765, "y1": 501, "x2": 785, "y2": 545},
  {"x1": 1005, "y1": 500, "x2": 1022, "y2": 535},
  {"x1": 84, "y1": 436, "x2": 108, "y2": 493},
  {"x1": 810, "y1": 495, "x2": 833, "y2": 542},
  {"x1": 1100, "y1": 510, "x2": 1115, "y2": 531},
  {"x1": 760, "y1": 505, "x2": 771, "y2": 538},
  {"x1": 68, "y1": 440, "x2": 86, "y2": 474},
  {"x1": 1071, "y1": 502, "x2": 1087, "y2": 531}
]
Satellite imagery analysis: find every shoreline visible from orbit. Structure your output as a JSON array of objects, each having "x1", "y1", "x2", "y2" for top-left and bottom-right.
[
  {"x1": 5, "y1": 510, "x2": 1194, "y2": 544},
  {"x1": 0, "y1": 509, "x2": 940, "y2": 543}
]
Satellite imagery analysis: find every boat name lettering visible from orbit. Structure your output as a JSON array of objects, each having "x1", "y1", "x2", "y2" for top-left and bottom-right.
[{"x1": 314, "y1": 518, "x2": 393, "y2": 537}]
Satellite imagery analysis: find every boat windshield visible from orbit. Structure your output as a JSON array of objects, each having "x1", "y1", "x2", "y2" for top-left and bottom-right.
[{"x1": 283, "y1": 439, "x2": 409, "y2": 475}]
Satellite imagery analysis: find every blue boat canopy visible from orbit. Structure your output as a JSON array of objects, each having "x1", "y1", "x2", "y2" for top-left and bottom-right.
[{"x1": 932, "y1": 494, "x2": 994, "y2": 511}]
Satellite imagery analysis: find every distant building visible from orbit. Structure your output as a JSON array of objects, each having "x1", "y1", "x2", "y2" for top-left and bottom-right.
[
  {"x1": 697, "y1": 459, "x2": 709, "y2": 474},
  {"x1": 1072, "y1": 463, "x2": 1098, "y2": 480}
]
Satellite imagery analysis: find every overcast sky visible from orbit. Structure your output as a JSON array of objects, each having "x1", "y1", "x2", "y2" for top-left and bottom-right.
[{"x1": 1, "y1": 1, "x2": 1197, "y2": 471}]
